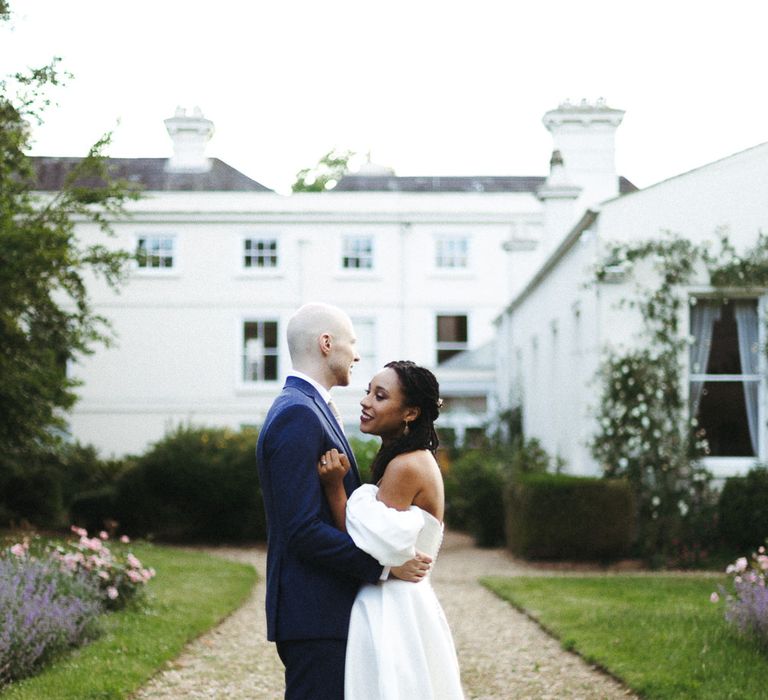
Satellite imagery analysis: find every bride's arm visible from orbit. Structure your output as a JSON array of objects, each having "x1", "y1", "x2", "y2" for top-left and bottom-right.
[{"x1": 318, "y1": 449, "x2": 350, "y2": 532}]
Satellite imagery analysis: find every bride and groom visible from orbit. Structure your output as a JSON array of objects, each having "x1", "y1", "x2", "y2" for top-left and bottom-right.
[{"x1": 256, "y1": 302, "x2": 464, "y2": 699}]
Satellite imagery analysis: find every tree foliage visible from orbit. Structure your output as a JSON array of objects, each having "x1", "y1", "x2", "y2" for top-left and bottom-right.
[
  {"x1": 0, "y1": 9, "x2": 140, "y2": 457},
  {"x1": 291, "y1": 148, "x2": 355, "y2": 192}
]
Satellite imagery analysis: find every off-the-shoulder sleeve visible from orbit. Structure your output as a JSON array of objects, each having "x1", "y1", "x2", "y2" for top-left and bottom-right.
[{"x1": 346, "y1": 484, "x2": 425, "y2": 567}]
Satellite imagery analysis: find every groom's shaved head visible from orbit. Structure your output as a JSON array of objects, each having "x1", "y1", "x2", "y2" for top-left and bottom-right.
[{"x1": 287, "y1": 302, "x2": 352, "y2": 364}]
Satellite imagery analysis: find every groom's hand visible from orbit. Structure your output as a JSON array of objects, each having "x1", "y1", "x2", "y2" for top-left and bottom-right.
[{"x1": 390, "y1": 551, "x2": 432, "y2": 582}]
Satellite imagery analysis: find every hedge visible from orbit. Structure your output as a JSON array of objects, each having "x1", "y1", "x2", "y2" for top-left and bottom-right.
[
  {"x1": 505, "y1": 473, "x2": 635, "y2": 560},
  {"x1": 718, "y1": 466, "x2": 768, "y2": 551},
  {"x1": 109, "y1": 426, "x2": 265, "y2": 543}
]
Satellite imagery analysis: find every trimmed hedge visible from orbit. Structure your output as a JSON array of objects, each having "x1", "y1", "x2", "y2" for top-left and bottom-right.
[
  {"x1": 718, "y1": 466, "x2": 768, "y2": 551},
  {"x1": 505, "y1": 473, "x2": 635, "y2": 560},
  {"x1": 111, "y1": 426, "x2": 265, "y2": 542}
]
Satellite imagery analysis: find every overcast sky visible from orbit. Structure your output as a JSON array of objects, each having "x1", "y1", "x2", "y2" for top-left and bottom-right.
[{"x1": 3, "y1": 0, "x2": 766, "y2": 194}]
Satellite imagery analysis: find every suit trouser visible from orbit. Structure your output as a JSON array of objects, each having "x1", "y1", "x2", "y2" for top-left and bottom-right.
[{"x1": 276, "y1": 638, "x2": 346, "y2": 700}]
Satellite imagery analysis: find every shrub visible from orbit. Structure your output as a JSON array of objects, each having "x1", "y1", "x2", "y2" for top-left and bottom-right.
[
  {"x1": 444, "y1": 438, "x2": 553, "y2": 547},
  {"x1": 349, "y1": 436, "x2": 379, "y2": 484},
  {"x1": 712, "y1": 545, "x2": 768, "y2": 650},
  {"x1": 718, "y1": 466, "x2": 768, "y2": 551},
  {"x1": 505, "y1": 473, "x2": 635, "y2": 560},
  {"x1": 0, "y1": 543, "x2": 102, "y2": 686},
  {"x1": 444, "y1": 450, "x2": 509, "y2": 546},
  {"x1": 113, "y1": 425, "x2": 265, "y2": 542},
  {"x1": 52, "y1": 527, "x2": 155, "y2": 610},
  {"x1": 0, "y1": 441, "x2": 129, "y2": 530}
]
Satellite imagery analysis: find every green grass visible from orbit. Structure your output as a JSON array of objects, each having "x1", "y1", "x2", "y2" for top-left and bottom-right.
[
  {"x1": 483, "y1": 574, "x2": 767, "y2": 699},
  {"x1": 2, "y1": 543, "x2": 257, "y2": 700}
]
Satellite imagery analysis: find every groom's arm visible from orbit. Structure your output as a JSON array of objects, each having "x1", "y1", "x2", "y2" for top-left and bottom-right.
[{"x1": 263, "y1": 404, "x2": 382, "y2": 584}]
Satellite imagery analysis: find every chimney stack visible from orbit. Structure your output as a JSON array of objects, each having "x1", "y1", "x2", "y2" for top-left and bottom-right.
[
  {"x1": 536, "y1": 149, "x2": 581, "y2": 253},
  {"x1": 164, "y1": 106, "x2": 214, "y2": 173},
  {"x1": 542, "y1": 98, "x2": 624, "y2": 211}
]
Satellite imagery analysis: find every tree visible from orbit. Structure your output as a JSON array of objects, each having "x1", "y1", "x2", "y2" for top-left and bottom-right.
[
  {"x1": 0, "y1": 5, "x2": 140, "y2": 457},
  {"x1": 291, "y1": 148, "x2": 355, "y2": 192}
]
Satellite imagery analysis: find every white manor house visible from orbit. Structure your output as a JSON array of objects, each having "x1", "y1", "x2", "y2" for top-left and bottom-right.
[{"x1": 35, "y1": 101, "x2": 635, "y2": 457}]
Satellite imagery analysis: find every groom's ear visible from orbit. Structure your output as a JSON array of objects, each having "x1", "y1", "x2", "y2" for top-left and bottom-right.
[{"x1": 318, "y1": 332, "x2": 332, "y2": 356}]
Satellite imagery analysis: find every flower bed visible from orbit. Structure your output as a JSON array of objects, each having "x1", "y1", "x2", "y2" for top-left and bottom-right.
[
  {"x1": 712, "y1": 544, "x2": 768, "y2": 649},
  {"x1": 0, "y1": 528, "x2": 155, "y2": 686}
]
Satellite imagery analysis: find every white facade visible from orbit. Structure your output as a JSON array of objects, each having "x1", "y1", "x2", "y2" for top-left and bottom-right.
[
  {"x1": 49, "y1": 102, "x2": 628, "y2": 456},
  {"x1": 67, "y1": 189, "x2": 550, "y2": 455},
  {"x1": 496, "y1": 141, "x2": 768, "y2": 478}
]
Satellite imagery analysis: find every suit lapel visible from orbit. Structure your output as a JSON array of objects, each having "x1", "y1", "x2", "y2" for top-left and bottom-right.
[
  {"x1": 311, "y1": 394, "x2": 361, "y2": 484},
  {"x1": 285, "y1": 376, "x2": 362, "y2": 485}
]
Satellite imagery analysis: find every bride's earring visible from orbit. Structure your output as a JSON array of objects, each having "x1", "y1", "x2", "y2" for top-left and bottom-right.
[{"x1": 403, "y1": 421, "x2": 410, "y2": 436}]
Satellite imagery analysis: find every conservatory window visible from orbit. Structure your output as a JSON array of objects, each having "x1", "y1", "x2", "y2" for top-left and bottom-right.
[{"x1": 689, "y1": 299, "x2": 760, "y2": 457}]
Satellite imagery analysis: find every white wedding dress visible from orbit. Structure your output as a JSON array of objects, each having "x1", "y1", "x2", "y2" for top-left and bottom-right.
[{"x1": 344, "y1": 484, "x2": 464, "y2": 699}]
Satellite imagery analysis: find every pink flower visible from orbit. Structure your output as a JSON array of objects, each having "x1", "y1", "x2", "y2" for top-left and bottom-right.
[
  {"x1": 81, "y1": 537, "x2": 103, "y2": 552},
  {"x1": 127, "y1": 553, "x2": 142, "y2": 569},
  {"x1": 710, "y1": 592, "x2": 720, "y2": 603},
  {"x1": 106, "y1": 586, "x2": 119, "y2": 600},
  {"x1": 127, "y1": 569, "x2": 143, "y2": 583},
  {"x1": 71, "y1": 525, "x2": 88, "y2": 537},
  {"x1": 734, "y1": 557, "x2": 748, "y2": 573},
  {"x1": 98, "y1": 571, "x2": 110, "y2": 580},
  {"x1": 120, "y1": 535, "x2": 130, "y2": 544},
  {"x1": 99, "y1": 531, "x2": 109, "y2": 540},
  {"x1": 9, "y1": 543, "x2": 26, "y2": 558}
]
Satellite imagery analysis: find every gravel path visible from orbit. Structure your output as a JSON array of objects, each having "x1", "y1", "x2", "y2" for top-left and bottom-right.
[{"x1": 133, "y1": 533, "x2": 636, "y2": 699}]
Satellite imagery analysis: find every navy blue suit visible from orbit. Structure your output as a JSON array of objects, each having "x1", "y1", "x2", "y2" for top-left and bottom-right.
[{"x1": 257, "y1": 376, "x2": 382, "y2": 698}]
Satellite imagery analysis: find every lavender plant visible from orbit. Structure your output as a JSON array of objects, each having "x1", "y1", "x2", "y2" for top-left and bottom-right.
[
  {"x1": 0, "y1": 549, "x2": 102, "y2": 685},
  {"x1": 0, "y1": 528, "x2": 156, "y2": 686},
  {"x1": 712, "y1": 545, "x2": 768, "y2": 650}
]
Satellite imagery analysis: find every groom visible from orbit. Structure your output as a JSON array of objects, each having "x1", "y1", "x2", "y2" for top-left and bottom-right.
[{"x1": 257, "y1": 302, "x2": 430, "y2": 699}]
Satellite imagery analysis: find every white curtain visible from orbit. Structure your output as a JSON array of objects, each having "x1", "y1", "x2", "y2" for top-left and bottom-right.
[
  {"x1": 689, "y1": 301, "x2": 721, "y2": 417},
  {"x1": 734, "y1": 301, "x2": 760, "y2": 455}
]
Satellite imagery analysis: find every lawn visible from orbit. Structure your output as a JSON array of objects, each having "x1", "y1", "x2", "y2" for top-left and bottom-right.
[
  {"x1": 1, "y1": 542, "x2": 257, "y2": 700},
  {"x1": 483, "y1": 575, "x2": 767, "y2": 700}
]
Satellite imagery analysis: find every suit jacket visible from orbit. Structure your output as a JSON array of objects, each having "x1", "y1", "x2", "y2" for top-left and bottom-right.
[{"x1": 256, "y1": 375, "x2": 383, "y2": 642}]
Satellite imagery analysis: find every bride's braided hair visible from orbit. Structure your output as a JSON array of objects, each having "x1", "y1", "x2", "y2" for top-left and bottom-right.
[{"x1": 370, "y1": 360, "x2": 442, "y2": 484}]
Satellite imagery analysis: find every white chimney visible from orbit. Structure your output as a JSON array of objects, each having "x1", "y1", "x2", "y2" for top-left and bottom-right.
[
  {"x1": 164, "y1": 106, "x2": 214, "y2": 173},
  {"x1": 542, "y1": 98, "x2": 624, "y2": 210},
  {"x1": 536, "y1": 149, "x2": 581, "y2": 253}
]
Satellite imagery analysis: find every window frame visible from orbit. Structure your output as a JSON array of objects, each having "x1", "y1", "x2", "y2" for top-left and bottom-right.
[
  {"x1": 134, "y1": 234, "x2": 177, "y2": 273},
  {"x1": 688, "y1": 294, "x2": 766, "y2": 476},
  {"x1": 434, "y1": 235, "x2": 470, "y2": 270},
  {"x1": 241, "y1": 318, "x2": 280, "y2": 384},
  {"x1": 242, "y1": 235, "x2": 280, "y2": 271},
  {"x1": 435, "y1": 313, "x2": 469, "y2": 365},
  {"x1": 341, "y1": 235, "x2": 375, "y2": 271}
]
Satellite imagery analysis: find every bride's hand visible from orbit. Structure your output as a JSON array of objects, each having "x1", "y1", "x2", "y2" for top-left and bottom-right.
[{"x1": 318, "y1": 449, "x2": 350, "y2": 487}]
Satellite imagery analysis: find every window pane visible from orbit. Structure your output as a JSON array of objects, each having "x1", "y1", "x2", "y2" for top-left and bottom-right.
[
  {"x1": 263, "y1": 355, "x2": 278, "y2": 380},
  {"x1": 264, "y1": 321, "x2": 278, "y2": 348},
  {"x1": 244, "y1": 322, "x2": 259, "y2": 342},
  {"x1": 437, "y1": 315, "x2": 468, "y2": 342},
  {"x1": 707, "y1": 302, "x2": 743, "y2": 374},
  {"x1": 696, "y1": 380, "x2": 756, "y2": 456}
]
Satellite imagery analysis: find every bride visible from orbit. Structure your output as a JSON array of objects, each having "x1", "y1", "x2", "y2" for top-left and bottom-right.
[{"x1": 318, "y1": 360, "x2": 464, "y2": 699}]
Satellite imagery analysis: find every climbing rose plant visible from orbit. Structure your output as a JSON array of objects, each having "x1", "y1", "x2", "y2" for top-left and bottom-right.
[{"x1": 590, "y1": 231, "x2": 768, "y2": 563}]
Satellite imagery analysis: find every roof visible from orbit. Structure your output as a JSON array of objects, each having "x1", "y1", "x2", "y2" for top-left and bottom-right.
[
  {"x1": 334, "y1": 173, "x2": 637, "y2": 194},
  {"x1": 498, "y1": 209, "x2": 599, "y2": 319},
  {"x1": 30, "y1": 157, "x2": 272, "y2": 192},
  {"x1": 439, "y1": 340, "x2": 496, "y2": 370}
]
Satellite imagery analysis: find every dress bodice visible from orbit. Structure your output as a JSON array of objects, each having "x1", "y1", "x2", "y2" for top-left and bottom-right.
[
  {"x1": 346, "y1": 483, "x2": 444, "y2": 568},
  {"x1": 415, "y1": 509, "x2": 444, "y2": 561}
]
